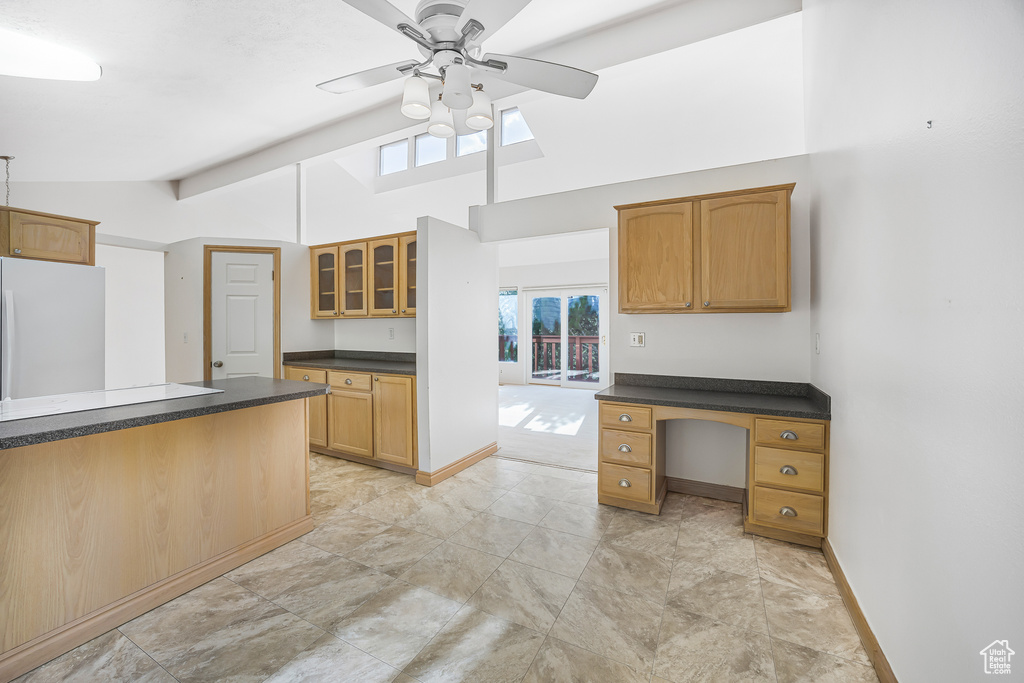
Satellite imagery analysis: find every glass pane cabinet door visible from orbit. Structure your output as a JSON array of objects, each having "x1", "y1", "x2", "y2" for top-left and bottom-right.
[
  {"x1": 399, "y1": 234, "x2": 416, "y2": 316},
  {"x1": 311, "y1": 246, "x2": 338, "y2": 317},
  {"x1": 341, "y1": 244, "x2": 367, "y2": 316},
  {"x1": 369, "y1": 238, "x2": 398, "y2": 316}
]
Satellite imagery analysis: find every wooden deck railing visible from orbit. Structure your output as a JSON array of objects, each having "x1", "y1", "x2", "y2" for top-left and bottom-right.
[{"x1": 532, "y1": 335, "x2": 599, "y2": 379}]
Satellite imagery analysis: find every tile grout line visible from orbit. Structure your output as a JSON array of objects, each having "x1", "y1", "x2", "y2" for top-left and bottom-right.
[{"x1": 116, "y1": 626, "x2": 183, "y2": 683}]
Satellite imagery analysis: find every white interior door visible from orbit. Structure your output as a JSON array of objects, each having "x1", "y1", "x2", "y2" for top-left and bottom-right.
[{"x1": 210, "y1": 251, "x2": 274, "y2": 380}]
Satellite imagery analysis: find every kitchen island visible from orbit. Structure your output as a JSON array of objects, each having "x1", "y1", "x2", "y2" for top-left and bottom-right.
[{"x1": 0, "y1": 377, "x2": 328, "y2": 683}]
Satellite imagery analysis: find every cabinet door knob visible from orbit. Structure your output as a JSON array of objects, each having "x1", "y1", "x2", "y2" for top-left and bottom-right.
[
  {"x1": 618, "y1": 414, "x2": 632, "y2": 422},
  {"x1": 345, "y1": 378, "x2": 352, "y2": 385},
  {"x1": 618, "y1": 479, "x2": 632, "y2": 488},
  {"x1": 684, "y1": 302, "x2": 691, "y2": 308},
  {"x1": 13, "y1": 248, "x2": 21, "y2": 254},
  {"x1": 335, "y1": 311, "x2": 340, "y2": 315},
  {"x1": 401, "y1": 309, "x2": 406, "y2": 313},
  {"x1": 703, "y1": 301, "x2": 710, "y2": 307},
  {"x1": 302, "y1": 375, "x2": 310, "y2": 381},
  {"x1": 617, "y1": 444, "x2": 632, "y2": 453},
  {"x1": 779, "y1": 506, "x2": 798, "y2": 517},
  {"x1": 780, "y1": 465, "x2": 798, "y2": 476},
  {"x1": 392, "y1": 309, "x2": 397, "y2": 313},
  {"x1": 780, "y1": 430, "x2": 798, "y2": 440},
  {"x1": 374, "y1": 377, "x2": 379, "y2": 381}
]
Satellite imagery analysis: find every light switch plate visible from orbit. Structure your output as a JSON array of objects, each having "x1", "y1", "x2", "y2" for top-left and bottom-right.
[{"x1": 630, "y1": 332, "x2": 645, "y2": 347}]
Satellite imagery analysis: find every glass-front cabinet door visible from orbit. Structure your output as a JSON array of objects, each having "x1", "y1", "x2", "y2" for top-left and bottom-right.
[
  {"x1": 311, "y1": 246, "x2": 339, "y2": 318},
  {"x1": 368, "y1": 237, "x2": 399, "y2": 316},
  {"x1": 340, "y1": 243, "x2": 368, "y2": 316},
  {"x1": 399, "y1": 234, "x2": 416, "y2": 317}
]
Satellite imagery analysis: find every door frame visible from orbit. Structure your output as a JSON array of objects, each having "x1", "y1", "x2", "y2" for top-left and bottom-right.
[{"x1": 203, "y1": 245, "x2": 282, "y2": 381}]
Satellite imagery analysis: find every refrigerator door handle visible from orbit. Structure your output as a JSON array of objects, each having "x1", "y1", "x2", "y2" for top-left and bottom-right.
[{"x1": 2, "y1": 290, "x2": 13, "y2": 400}]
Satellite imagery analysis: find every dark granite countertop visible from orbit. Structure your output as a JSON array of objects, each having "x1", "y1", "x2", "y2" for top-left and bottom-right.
[
  {"x1": 596, "y1": 373, "x2": 831, "y2": 420},
  {"x1": 283, "y1": 350, "x2": 416, "y2": 376},
  {"x1": 0, "y1": 376, "x2": 329, "y2": 451}
]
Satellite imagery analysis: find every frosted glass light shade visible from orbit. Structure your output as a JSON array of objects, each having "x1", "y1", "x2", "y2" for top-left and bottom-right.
[
  {"x1": 465, "y1": 90, "x2": 493, "y2": 130},
  {"x1": 427, "y1": 97, "x2": 455, "y2": 138},
  {"x1": 400, "y1": 76, "x2": 431, "y2": 119},
  {"x1": 441, "y1": 63, "x2": 473, "y2": 109},
  {"x1": 0, "y1": 27, "x2": 101, "y2": 81}
]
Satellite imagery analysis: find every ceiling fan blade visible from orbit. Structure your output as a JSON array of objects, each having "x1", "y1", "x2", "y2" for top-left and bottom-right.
[
  {"x1": 316, "y1": 59, "x2": 419, "y2": 94},
  {"x1": 482, "y1": 53, "x2": 598, "y2": 99},
  {"x1": 455, "y1": 0, "x2": 531, "y2": 44},
  {"x1": 340, "y1": 0, "x2": 428, "y2": 39}
]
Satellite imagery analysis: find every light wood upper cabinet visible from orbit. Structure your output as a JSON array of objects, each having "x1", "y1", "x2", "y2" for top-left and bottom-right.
[
  {"x1": 368, "y1": 237, "x2": 399, "y2": 317},
  {"x1": 700, "y1": 189, "x2": 790, "y2": 311},
  {"x1": 310, "y1": 231, "x2": 415, "y2": 319},
  {"x1": 310, "y1": 246, "x2": 339, "y2": 318},
  {"x1": 616, "y1": 184, "x2": 793, "y2": 314},
  {"x1": 618, "y1": 202, "x2": 693, "y2": 313},
  {"x1": 283, "y1": 366, "x2": 328, "y2": 447},
  {"x1": 1, "y1": 207, "x2": 97, "y2": 265},
  {"x1": 399, "y1": 234, "x2": 417, "y2": 316},
  {"x1": 374, "y1": 374, "x2": 416, "y2": 467},
  {"x1": 340, "y1": 243, "x2": 368, "y2": 317}
]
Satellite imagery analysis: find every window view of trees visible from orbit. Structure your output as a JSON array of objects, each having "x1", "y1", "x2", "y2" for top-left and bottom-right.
[
  {"x1": 498, "y1": 289, "x2": 518, "y2": 362},
  {"x1": 567, "y1": 295, "x2": 599, "y2": 382}
]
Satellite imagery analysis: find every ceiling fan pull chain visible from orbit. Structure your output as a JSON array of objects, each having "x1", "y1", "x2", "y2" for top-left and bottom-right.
[{"x1": 1, "y1": 156, "x2": 13, "y2": 207}]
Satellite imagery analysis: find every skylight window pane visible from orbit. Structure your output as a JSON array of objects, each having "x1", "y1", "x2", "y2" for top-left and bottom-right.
[
  {"x1": 457, "y1": 130, "x2": 488, "y2": 156},
  {"x1": 501, "y1": 108, "x2": 534, "y2": 146},
  {"x1": 379, "y1": 140, "x2": 408, "y2": 176},
  {"x1": 415, "y1": 133, "x2": 447, "y2": 166}
]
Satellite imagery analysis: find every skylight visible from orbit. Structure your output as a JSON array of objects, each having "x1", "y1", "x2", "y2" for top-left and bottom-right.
[{"x1": 0, "y1": 27, "x2": 101, "y2": 81}]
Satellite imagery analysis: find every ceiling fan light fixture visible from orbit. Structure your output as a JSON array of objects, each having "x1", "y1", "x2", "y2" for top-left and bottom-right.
[
  {"x1": 465, "y1": 88, "x2": 493, "y2": 131},
  {"x1": 427, "y1": 96, "x2": 455, "y2": 138},
  {"x1": 440, "y1": 62, "x2": 473, "y2": 109},
  {"x1": 400, "y1": 75, "x2": 431, "y2": 119}
]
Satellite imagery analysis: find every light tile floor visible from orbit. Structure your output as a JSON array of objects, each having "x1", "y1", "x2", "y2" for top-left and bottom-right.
[{"x1": 16, "y1": 454, "x2": 879, "y2": 683}]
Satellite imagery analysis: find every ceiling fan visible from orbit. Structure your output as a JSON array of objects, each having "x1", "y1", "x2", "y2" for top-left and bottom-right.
[{"x1": 317, "y1": 0, "x2": 599, "y2": 135}]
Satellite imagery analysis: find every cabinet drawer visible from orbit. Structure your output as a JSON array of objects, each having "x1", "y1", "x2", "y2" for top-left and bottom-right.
[
  {"x1": 600, "y1": 429, "x2": 652, "y2": 467},
  {"x1": 754, "y1": 447, "x2": 824, "y2": 493},
  {"x1": 599, "y1": 463, "x2": 653, "y2": 503},
  {"x1": 600, "y1": 404, "x2": 652, "y2": 430},
  {"x1": 752, "y1": 486, "x2": 823, "y2": 535},
  {"x1": 755, "y1": 419, "x2": 825, "y2": 450},
  {"x1": 284, "y1": 367, "x2": 327, "y2": 384},
  {"x1": 328, "y1": 371, "x2": 371, "y2": 391}
]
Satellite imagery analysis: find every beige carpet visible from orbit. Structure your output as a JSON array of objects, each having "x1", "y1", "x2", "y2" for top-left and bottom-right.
[{"x1": 497, "y1": 384, "x2": 599, "y2": 472}]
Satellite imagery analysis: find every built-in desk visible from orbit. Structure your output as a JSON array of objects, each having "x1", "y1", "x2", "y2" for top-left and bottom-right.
[{"x1": 595, "y1": 374, "x2": 831, "y2": 548}]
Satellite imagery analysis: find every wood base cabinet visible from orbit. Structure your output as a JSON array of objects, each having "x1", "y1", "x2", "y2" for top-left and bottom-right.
[
  {"x1": 616, "y1": 184, "x2": 793, "y2": 314},
  {"x1": 289, "y1": 366, "x2": 418, "y2": 471},
  {"x1": 1, "y1": 206, "x2": 98, "y2": 266},
  {"x1": 283, "y1": 367, "x2": 328, "y2": 447}
]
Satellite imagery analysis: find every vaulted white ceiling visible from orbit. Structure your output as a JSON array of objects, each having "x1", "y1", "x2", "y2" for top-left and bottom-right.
[{"x1": 0, "y1": 0, "x2": 799, "y2": 186}]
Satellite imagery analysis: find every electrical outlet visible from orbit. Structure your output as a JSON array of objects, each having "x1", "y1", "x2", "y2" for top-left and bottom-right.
[
  {"x1": 388, "y1": 327, "x2": 395, "y2": 341},
  {"x1": 630, "y1": 332, "x2": 645, "y2": 347}
]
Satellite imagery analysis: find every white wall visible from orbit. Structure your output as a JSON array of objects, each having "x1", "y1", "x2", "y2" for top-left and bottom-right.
[
  {"x1": 477, "y1": 156, "x2": 811, "y2": 486},
  {"x1": 803, "y1": 1, "x2": 1024, "y2": 680},
  {"x1": 335, "y1": 318, "x2": 416, "y2": 354},
  {"x1": 416, "y1": 216, "x2": 498, "y2": 473},
  {"x1": 164, "y1": 237, "x2": 333, "y2": 382},
  {"x1": 95, "y1": 245, "x2": 166, "y2": 389}
]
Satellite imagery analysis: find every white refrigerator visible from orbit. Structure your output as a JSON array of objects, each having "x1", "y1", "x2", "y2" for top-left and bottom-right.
[{"x1": 0, "y1": 257, "x2": 105, "y2": 400}]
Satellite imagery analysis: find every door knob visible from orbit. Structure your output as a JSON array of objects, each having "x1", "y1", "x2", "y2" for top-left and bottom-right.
[{"x1": 212, "y1": 360, "x2": 223, "y2": 367}]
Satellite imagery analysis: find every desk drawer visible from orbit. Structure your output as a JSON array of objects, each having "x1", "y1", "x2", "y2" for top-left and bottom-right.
[
  {"x1": 755, "y1": 419, "x2": 825, "y2": 450},
  {"x1": 600, "y1": 429, "x2": 652, "y2": 467},
  {"x1": 752, "y1": 486, "x2": 823, "y2": 535},
  {"x1": 754, "y1": 447, "x2": 824, "y2": 493},
  {"x1": 329, "y1": 371, "x2": 372, "y2": 391},
  {"x1": 600, "y1": 404, "x2": 652, "y2": 430},
  {"x1": 284, "y1": 367, "x2": 327, "y2": 384},
  {"x1": 599, "y1": 463, "x2": 653, "y2": 504}
]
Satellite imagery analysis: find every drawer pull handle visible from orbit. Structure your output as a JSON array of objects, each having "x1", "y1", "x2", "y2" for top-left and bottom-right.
[
  {"x1": 345, "y1": 378, "x2": 353, "y2": 385},
  {"x1": 780, "y1": 465, "x2": 798, "y2": 476},
  {"x1": 618, "y1": 444, "x2": 632, "y2": 453},
  {"x1": 618, "y1": 414, "x2": 632, "y2": 422},
  {"x1": 618, "y1": 479, "x2": 632, "y2": 488},
  {"x1": 780, "y1": 430, "x2": 798, "y2": 440},
  {"x1": 779, "y1": 506, "x2": 798, "y2": 517},
  {"x1": 302, "y1": 375, "x2": 310, "y2": 381}
]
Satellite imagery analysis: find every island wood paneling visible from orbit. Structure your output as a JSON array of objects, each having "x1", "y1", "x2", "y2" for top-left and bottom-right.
[{"x1": 0, "y1": 399, "x2": 311, "y2": 681}]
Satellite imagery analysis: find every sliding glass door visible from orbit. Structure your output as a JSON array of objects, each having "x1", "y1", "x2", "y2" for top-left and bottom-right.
[{"x1": 528, "y1": 288, "x2": 608, "y2": 389}]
